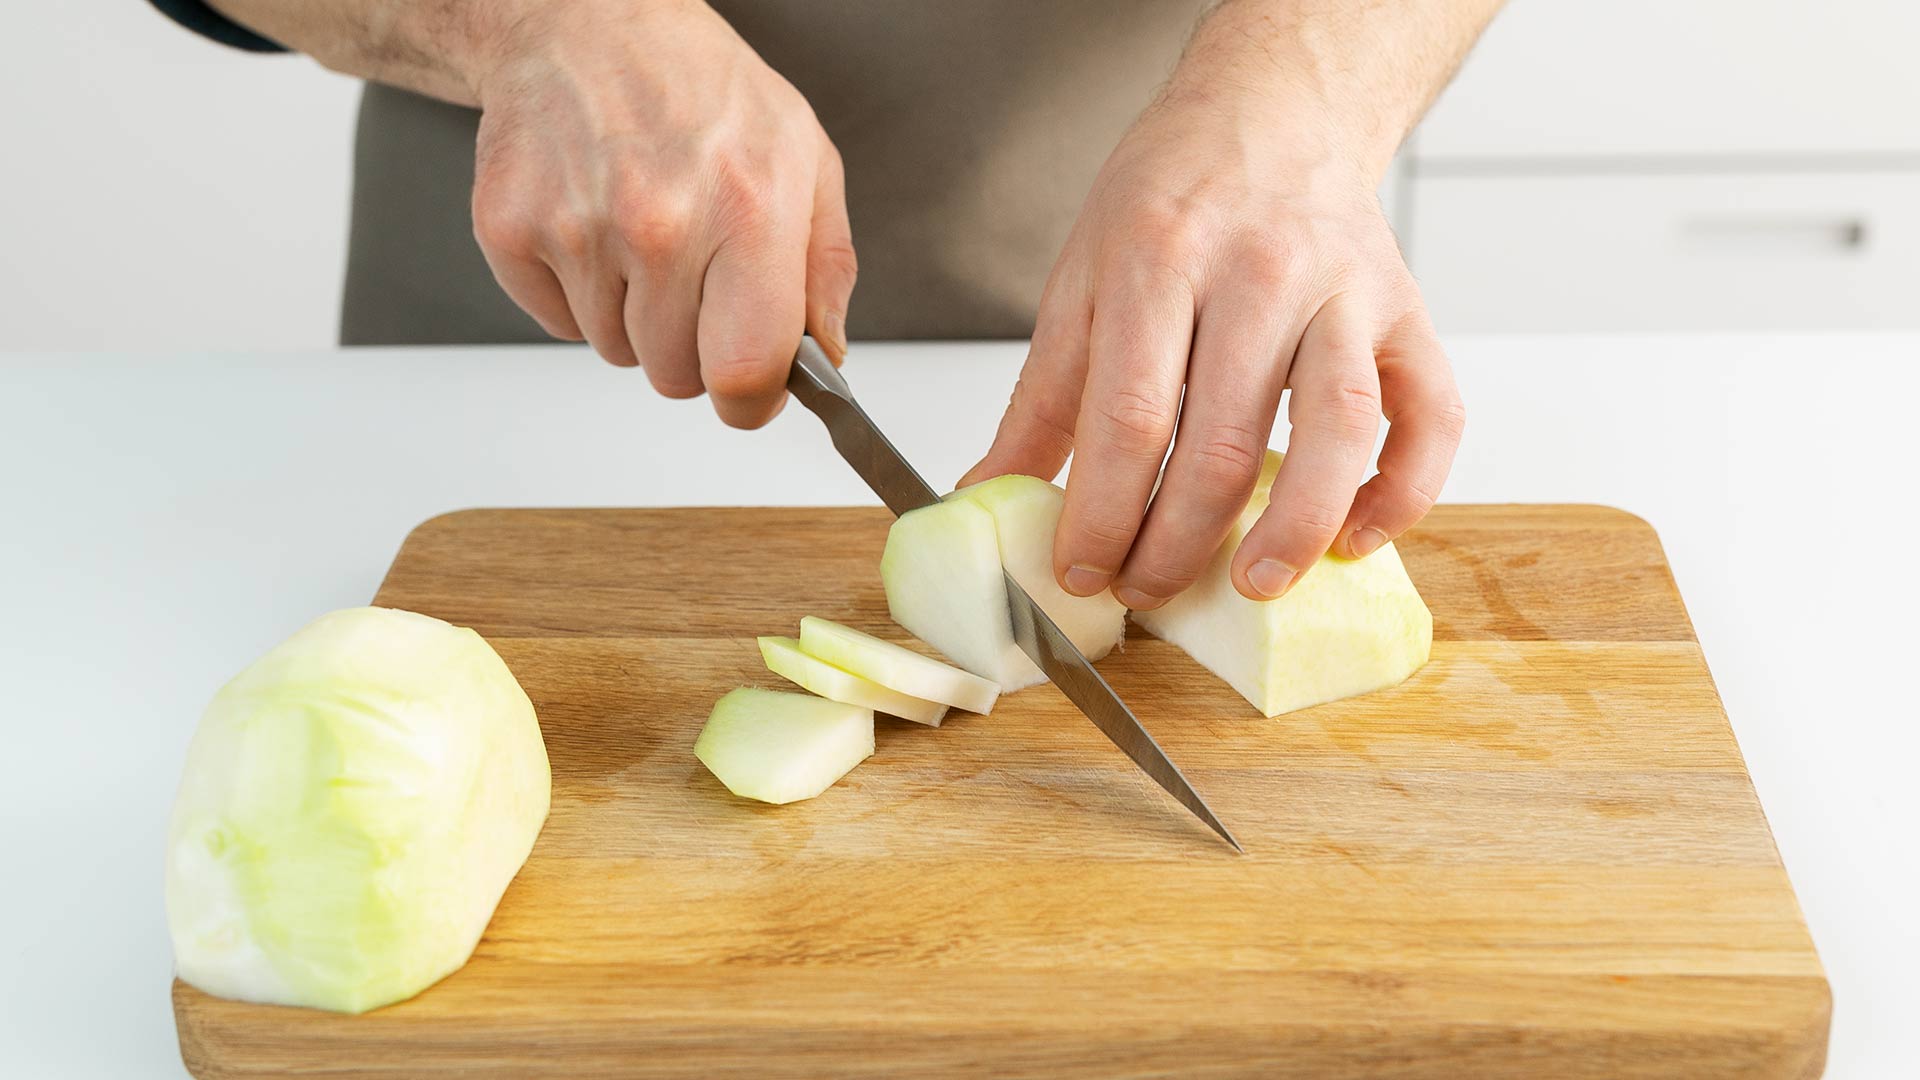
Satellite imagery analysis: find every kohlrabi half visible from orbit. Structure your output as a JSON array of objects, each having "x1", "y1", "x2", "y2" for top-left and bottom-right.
[
  {"x1": 165, "y1": 606, "x2": 550, "y2": 1014},
  {"x1": 1131, "y1": 451, "x2": 1433, "y2": 716},
  {"x1": 880, "y1": 474, "x2": 1126, "y2": 689}
]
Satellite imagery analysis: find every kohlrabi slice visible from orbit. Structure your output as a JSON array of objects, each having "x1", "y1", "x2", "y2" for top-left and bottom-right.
[
  {"x1": 797, "y1": 616, "x2": 1000, "y2": 715},
  {"x1": 1131, "y1": 451, "x2": 1432, "y2": 717},
  {"x1": 694, "y1": 687, "x2": 875, "y2": 803},
  {"x1": 880, "y1": 474, "x2": 1127, "y2": 690},
  {"x1": 165, "y1": 606, "x2": 550, "y2": 1015},
  {"x1": 758, "y1": 635, "x2": 949, "y2": 726}
]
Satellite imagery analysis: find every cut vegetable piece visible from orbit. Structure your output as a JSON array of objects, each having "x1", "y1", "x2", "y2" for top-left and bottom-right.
[
  {"x1": 879, "y1": 496, "x2": 1031, "y2": 686},
  {"x1": 1131, "y1": 450, "x2": 1432, "y2": 717},
  {"x1": 758, "y1": 636, "x2": 950, "y2": 726},
  {"x1": 797, "y1": 616, "x2": 1000, "y2": 715},
  {"x1": 880, "y1": 474, "x2": 1126, "y2": 690},
  {"x1": 694, "y1": 688, "x2": 875, "y2": 803},
  {"x1": 957, "y1": 474, "x2": 1129, "y2": 664},
  {"x1": 165, "y1": 606, "x2": 550, "y2": 1014}
]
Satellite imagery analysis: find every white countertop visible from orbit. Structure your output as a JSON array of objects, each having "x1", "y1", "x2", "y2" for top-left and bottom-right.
[{"x1": 3, "y1": 336, "x2": 1914, "y2": 1077}]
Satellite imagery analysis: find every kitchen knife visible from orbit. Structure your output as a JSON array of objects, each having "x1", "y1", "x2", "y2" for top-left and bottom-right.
[{"x1": 785, "y1": 337, "x2": 1241, "y2": 851}]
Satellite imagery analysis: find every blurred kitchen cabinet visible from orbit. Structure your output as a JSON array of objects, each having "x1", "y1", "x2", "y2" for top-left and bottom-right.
[
  {"x1": 1399, "y1": 0, "x2": 1920, "y2": 331},
  {"x1": 1410, "y1": 171, "x2": 1917, "y2": 332}
]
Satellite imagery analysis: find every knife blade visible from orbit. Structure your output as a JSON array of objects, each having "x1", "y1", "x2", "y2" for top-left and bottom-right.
[{"x1": 784, "y1": 337, "x2": 1241, "y2": 851}]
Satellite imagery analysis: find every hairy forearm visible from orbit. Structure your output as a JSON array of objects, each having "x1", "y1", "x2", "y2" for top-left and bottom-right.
[
  {"x1": 1167, "y1": 0, "x2": 1505, "y2": 183},
  {"x1": 205, "y1": 0, "x2": 526, "y2": 106}
]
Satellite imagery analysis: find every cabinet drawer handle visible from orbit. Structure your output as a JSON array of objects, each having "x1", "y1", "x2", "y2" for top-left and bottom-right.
[{"x1": 1678, "y1": 216, "x2": 1868, "y2": 253}]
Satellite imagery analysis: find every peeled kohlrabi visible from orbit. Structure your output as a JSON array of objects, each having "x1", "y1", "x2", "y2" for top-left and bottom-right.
[
  {"x1": 880, "y1": 474, "x2": 1126, "y2": 689},
  {"x1": 1131, "y1": 451, "x2": 1433, "y2": 716},
  {"x1": 758, "y1": 635, "x2": 950, "y2": 726},
  {"x1": 695, "y1": 687, "x2": 875, "y2": 803},
  {"x1": 165, "y1": 606, "x2": 550, "y2": 1014},
  {"x1": 796, "y1": 616, "x2": 1000, "y2": 715}
]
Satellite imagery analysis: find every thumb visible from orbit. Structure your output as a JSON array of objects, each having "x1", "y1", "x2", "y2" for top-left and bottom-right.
[{"x1": 806, "y1": 143, "x2": 858, "y2": 364}]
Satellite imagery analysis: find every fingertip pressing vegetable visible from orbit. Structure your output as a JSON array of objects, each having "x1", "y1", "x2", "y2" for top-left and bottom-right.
[
  {"x1": 881, "y1": 474, "x2": 1126, "y2": 689},
  {"x1": 758, "y1": 635, "x2": 949, "y2": 726},
  {"x1": 796, "y1": 616, "x2": 1000, "y2": 715},
  {"x1": 166, "y1": 606, "x2": 550, "y2": 1015},
  {"x1": 694, "y1": 687, "x2": 876, "y2": 803},
  {"x1": 1132, "y1": 451, "x2": 1433, "y2": 716}
]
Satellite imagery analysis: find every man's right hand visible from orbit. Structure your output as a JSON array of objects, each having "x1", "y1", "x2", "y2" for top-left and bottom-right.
[
  {"x1": 464, "y1": 1, "x2": 854, "y2": 428},
  {"x1": 211, "y1": 0, "x2": 856, "y2": 426}
]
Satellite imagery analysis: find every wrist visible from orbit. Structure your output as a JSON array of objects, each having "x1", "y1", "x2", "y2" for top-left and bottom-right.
[
  {"x1": 462, "y1": 0, "x2": 716, "y2": 109},
  {"x1": 1143, "y1": 79, "x2": 1395, "y2": 201},
  {"x1": 1159, "y1": 6, "x2": 1412, "y2": 189}
]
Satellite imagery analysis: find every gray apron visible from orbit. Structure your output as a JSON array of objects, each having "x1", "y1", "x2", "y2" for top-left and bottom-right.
[{"x1": 340, "y1": 0, "x2": 1206, "y2": 346}]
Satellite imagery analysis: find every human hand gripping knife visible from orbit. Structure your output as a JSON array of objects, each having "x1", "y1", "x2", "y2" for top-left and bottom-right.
[{"x1": 784, "y1": 338, "x2": 1241, "y2": 850}]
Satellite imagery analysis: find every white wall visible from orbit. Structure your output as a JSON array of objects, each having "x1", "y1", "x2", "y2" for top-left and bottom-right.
[{"x1": 0, "y1": 5, "x2": 358, "y2": 350}]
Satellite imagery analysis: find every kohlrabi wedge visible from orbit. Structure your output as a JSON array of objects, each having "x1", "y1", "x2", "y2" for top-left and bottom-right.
[
  {"x1": 1131, "y1": 451, "x2": 1432, "y2": 717},
  {"x1": 694, "y1": 687, "x2": 875, "y2": 803},
  {"x1": 758, "y1": 635, "x2": 950, "y2": 726},
  {"x1": 796, "y1": 616, "x2": 1000, "y2": 715},
  {"x1": 880, "y1": 474, "x2": 1126, "y2": 689},
  {"x1": 165, "y1": 606, "x2": 550, "y2": 1015}
]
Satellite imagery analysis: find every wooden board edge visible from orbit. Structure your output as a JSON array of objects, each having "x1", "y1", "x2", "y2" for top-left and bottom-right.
[{"x1": 173, "y1": 971, "x2": 1833, "y2": 1080}]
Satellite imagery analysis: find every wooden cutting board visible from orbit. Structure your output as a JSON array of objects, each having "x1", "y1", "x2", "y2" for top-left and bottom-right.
[{"x1": 173, "y1": 505, "x2": 1828, "y2": 1078}]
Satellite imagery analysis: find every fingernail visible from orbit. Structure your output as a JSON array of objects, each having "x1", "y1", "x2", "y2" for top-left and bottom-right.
[
  {"x1": 1113, "y1": 585, "x2": 1165, "y2": 611},
  {"x1": 821, "y1": 312, "x2": 847, "y2": 365},
  {"x1": 1063, "y1": 565, "x2": 1112, "y2": 596},
  {"x1": 1347, "y1": 526, "x2": 1388, "y2": 559},
  {"x1": 1246, "y1": 559, "x2": 1298, "y2": 599}
]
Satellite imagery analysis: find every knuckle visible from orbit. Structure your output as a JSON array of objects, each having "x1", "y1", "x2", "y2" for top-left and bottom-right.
[
  {"x1": 709, "y1": 154, "x2": 776, "y2": 226},
  {"x1": 1005, "y1": 377, "x2": 1078, "y2": 458},
  {"x1": 1240, "y1": 241, "x2": 1306, "y2": 295},
  {"x1": 1095, "y1": 386, "x2": 1178, "y2": 455},
  {"x1": 1122, "y1": 552, "x2": 1204, "y2": 599},
  {"x1": 1071, "y1": 513, "x2": 1142, "y2": 551},
  {"x1": 1398, "y1": 475, "x2": 1441, "y2": 517},
  {"x1": 1284, "y1": 496, "x2": 1350, "y2": 541},
  {"x1": 1128, "y1": 200, "x2": 1207, "y2": 262},
  {"x1": 1313, "y1": 381, "x2": 1383, "y2": 442},
  {"x1": 646, "y1": 370, "x2": 706, "y2": 400},
  {"x1": 703, "y1": 351, "x2": 783, "y2": 400},
  {"x1": 1184, "y1": 427, "x2": 1267, "y2": 498},
  {"x1": 1431, "y1": 395, "x2": 1468, "y2": 444},
  {"x1": 811, "y1": 237, "x2": 859, "y2": 280},
  {"x1": 616, "y1": 205, "x2": 690, "y2": 265},
  {"x1": 471, "y1": 197, "x2": 541, "y2": 262},
  {"x1": 544, "y1": 210, "x2": 593, "y2": 258}
]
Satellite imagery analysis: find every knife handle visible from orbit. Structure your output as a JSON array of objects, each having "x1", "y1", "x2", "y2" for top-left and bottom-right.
[{"x1": 787, "y1": 335, "x2": 854, "y2": 407}]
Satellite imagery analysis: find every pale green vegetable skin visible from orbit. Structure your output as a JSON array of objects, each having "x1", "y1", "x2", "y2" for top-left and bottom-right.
[
  {"x1": 165, "y1": 607, "x2": 550, "y2": 1014},
  {"x1": 695, "y1": 688, "x2": 874, "y2": 804}
]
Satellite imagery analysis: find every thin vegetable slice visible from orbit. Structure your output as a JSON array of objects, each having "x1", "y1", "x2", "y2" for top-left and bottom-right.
[
  {"x1": 797, "y1": 616, "x2": 1000, "y2": 714},
  {"x1": 758, "y1": 635, "x2": 949, "y2": 726}
]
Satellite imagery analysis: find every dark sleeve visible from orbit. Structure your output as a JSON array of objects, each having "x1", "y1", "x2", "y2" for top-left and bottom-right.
[{"x1": 147, "y1": 0, "x2": 287, "y2": 53}]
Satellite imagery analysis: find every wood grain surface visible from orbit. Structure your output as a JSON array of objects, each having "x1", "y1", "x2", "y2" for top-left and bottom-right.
[{"x1": 172, "y1": 505, "x2": 1829, "y2": 1078}]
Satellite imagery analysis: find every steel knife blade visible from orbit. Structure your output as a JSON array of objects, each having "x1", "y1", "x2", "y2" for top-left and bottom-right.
[{"x1": 784, "y1": 337, "x2": 1241, "y2": 850}]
